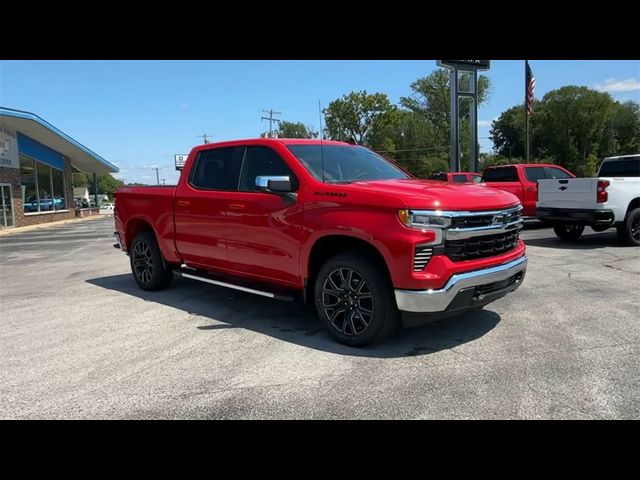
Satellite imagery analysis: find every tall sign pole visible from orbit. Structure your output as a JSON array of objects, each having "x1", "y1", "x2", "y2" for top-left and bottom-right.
[{"x1": 437, "y1": 60, "x2": 490, "y2": 173}]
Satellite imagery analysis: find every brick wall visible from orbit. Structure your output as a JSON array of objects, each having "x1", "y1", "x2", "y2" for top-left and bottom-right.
[{"x1": 0, "y1": 156, "x2": 76, "y2": 228}]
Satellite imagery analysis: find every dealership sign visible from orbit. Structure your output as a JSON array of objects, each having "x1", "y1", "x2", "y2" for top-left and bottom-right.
[
  {"x1": 175, "y1": 154, "x2": 188, "y2": 171},
  {"x1": 0, "y1": 125, "x2": 19, "y2": 169},
  {"x1": 437, "y1": 60, "x2": 490, "y2": 70}
]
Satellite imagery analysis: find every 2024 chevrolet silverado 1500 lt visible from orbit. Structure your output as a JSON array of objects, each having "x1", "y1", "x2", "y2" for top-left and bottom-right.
[
  {"x1": 114, "y1": 139, "x2": 527, "y2": 346},
  {"x1": 537, "y1": 155, "x2": 640, "y2": 245}
]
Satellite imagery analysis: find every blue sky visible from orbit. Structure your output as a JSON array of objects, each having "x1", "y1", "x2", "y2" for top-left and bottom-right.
[{"x1": 1, "y1": 60, "x2": 638, "y2": 184}]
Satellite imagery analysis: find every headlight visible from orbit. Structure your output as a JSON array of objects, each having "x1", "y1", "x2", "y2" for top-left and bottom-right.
[{"x1": 397, "y1": 209, "x2": 452, "y2": 229}]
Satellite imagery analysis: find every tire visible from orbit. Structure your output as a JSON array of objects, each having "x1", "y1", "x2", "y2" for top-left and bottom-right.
[
  {"x1": 314, "y1": 252, "x2": 399, "y2": 347},
  {"x1": 617, "y1": 207, "x2": 640, "y2": 246},
  {"x1": 130, "y1": 231, "x2": 174, "y2": 291},
  {"x1": 553, "y1": 222, "x2": 585, "y2": 241}
]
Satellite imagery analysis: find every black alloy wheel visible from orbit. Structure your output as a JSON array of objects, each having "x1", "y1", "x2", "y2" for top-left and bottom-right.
[{"x1": 321, "y1": 267, "x2": 374, "y2": 336}]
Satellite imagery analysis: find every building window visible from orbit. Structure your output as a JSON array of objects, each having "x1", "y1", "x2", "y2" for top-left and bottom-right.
[{"x1": 19, "y1": 154, "x2": 66, "y2": 213}]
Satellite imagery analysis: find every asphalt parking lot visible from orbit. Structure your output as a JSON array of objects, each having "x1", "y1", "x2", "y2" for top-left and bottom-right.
[{"x1": 1, "y1": 217, "x2": 638, "y2": 419}]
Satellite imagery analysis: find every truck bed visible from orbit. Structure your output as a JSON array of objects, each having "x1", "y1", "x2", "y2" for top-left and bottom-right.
[{"x1": 115, "y1": 186, "x2": 177, "y2": 253}]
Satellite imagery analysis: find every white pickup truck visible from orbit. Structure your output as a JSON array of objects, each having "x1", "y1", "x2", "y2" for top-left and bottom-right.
[{"x1": 537, "y1": 155, "x2": 640, "y2": 245}]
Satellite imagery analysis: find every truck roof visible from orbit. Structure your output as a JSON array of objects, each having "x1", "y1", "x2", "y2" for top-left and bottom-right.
[
  {"x1": 484, "y1": 163, "x2": 560, "y2": 169},
  {"x1": 195, "y1": 138, "x2": 356, "y2": 148},
  {"x1": 602, "y1": 154, "x2": 639, "y2": 161}
]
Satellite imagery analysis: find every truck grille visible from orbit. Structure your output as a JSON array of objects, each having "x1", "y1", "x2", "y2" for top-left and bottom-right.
[
  {"x1": 444, "y1": 230, "x2": 519, "y2": 262},
  {"x1": 413, "y1": 246, "x2": 433, "y2": 271},
  {"x1": 450, "y1": 209, "x2": 521, "y2": 229}
]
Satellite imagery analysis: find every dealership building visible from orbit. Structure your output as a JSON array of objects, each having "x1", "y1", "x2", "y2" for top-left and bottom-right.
[{"x1": 0, "y1": 107, "x2": 118, "y2": 229}]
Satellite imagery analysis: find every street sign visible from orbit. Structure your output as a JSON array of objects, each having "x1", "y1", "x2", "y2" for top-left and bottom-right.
[
  {"x1": 174, "y1": 154, "x2": 188, "y2": 171},
  {"x1": 437, "y1": 60, "x2": 490, "y2": 70}
]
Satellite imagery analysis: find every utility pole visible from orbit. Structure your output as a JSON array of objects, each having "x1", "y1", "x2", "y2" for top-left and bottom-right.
[
  {"x1": 161, "y1": 178, "x2": 166, "y2": 186},
  {"x1": 152, "y1": 167, "x2": 161, "y2": 185},
  {"x1": 197, "y1": 133, "x2": 213, "y2": 144},
  {"x1": 261, "y1": 109, "x2": 282, "y2": 138}
]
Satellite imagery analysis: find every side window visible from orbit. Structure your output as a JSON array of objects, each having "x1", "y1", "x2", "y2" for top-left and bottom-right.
[
  {"x1": 482, "y1": 166, "x2": 518, "y2": 182},
  {"x1": 471, "y1": 175, "x2": 482, "y2": 183},
  {"x1": 545, "y1": 167, "x2": 572, "y2": 179},
  {"x1": 239, "y1": 146, "x2": 299, "y2": 192},
  {"x1": 452, "y1": 174, "x2": 468, "y2": 183},
  {"x1": 524, "y1": 167, "x2": 546, "y2": 182},
  {"x1": 190, "y1": 147, "x2": 244, "y2": 190}
]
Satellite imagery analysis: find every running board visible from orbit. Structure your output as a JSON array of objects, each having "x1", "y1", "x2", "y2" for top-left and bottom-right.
[{"x1": 174, "y1": 268, "x2": 295, "y2": 301}]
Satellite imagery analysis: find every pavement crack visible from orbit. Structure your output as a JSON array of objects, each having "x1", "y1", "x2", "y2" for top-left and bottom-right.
[{"x1": 601, "y1": 263, "x2": 639, "y2": 275}]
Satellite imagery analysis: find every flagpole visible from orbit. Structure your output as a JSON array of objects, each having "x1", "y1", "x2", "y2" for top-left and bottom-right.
[{"x1": 525, "y1": 60, "x2": 530, "y2": 163}]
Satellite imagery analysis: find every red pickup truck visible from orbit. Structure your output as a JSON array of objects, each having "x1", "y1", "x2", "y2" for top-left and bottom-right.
[
  {"x1": 115, "y1": 139, "x2": 527, "y2": 346},
  {"x1": 482, "y1": 164, "x2": 575, "y2": 217}
]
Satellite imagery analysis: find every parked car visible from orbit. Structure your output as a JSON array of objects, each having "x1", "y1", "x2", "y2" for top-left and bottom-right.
[
  {"x1": 537, "y1": 154, "x2": 640, "y2": 245},
  {"x1": 481, "y1": 164, "x2": 575, "y2": 217},
  {"x1": 427, "y1": 171, "x2": 481, "y2": 184},
  {"x1": 115, "y1": 139, "x2": 527, "y2": 346},
  {"x1": 24, "y1": 197, "x2": 65, "y2": 212}
]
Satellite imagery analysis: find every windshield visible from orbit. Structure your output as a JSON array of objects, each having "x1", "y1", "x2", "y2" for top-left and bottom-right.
[{"x1": 286, "y1": 145, "x2": 411, "y2": 183}]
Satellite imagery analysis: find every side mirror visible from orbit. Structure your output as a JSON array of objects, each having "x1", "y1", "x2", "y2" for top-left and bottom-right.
[{"x1": 255, "y1": 175, "x2": 292, "y2": 193}]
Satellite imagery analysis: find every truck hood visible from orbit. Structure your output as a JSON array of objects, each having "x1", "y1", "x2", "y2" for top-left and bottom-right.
[{"x1": 348, "y1": 179, "x2": 520, "y2": 211}]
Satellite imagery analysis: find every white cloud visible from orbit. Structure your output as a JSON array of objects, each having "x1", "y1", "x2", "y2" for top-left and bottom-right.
[
  {"x1": 478, "y1": 120, "x2": 493, "y2": 128},
  {"x1": 594, "y1": 78, "x2": 640, "y2": 93}
]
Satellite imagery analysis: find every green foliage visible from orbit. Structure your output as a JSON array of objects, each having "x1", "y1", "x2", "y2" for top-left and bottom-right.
[
  {"x1": 490, "y1": 85, "x2": 639, "y2": 175},
  {"x1": 78, "y1": 173, "x2": 124, "y2": 198},
  {"x1": 274, "y1": 121, "x2": 318, "y2": 139},
  {"x1": 72, "y1": 172, "x2": 90, "y2": 187},
  {"x1": 400, "y1": 69, "x2": 491, "y2": 153},
  {"x1": 323, "y1": 91, "x2": 398, "y2": 145}
]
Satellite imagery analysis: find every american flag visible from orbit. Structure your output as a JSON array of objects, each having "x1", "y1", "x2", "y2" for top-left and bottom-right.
[{"x1": 526, "y1": 60, "x2": 536, "y2": 115}]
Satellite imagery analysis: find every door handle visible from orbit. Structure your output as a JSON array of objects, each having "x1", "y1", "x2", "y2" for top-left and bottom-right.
[
  {"x1": 177, "y1": 200, "x2": 190, "y2": 207},
  {"x1": 526, "y1": 187, "x2": 534, "y2": 192},
  {"x1": 228, "y1": 203, "x2": 245, "y2": 210}
]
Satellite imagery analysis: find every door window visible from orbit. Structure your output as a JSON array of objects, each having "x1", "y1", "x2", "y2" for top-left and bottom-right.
[
  {"x1": 238, "y1": 146, "x2": 299, "y2": 192},
  {"x1": 189, "y1": 147, "x2": 245, "y2": 190}
]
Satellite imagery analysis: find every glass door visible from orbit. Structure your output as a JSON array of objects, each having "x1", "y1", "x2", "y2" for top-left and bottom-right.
[{"x1": 1, "y1": 184, "x2": 14, "y2": 228}]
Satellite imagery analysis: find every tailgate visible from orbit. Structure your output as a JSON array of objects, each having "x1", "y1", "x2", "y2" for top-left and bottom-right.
[{"x1": 537, "y1": 178, "x2": 598, "y2": 209}]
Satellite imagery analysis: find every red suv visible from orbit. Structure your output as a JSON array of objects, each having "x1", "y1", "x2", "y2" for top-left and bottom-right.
[{"x1": 482, "y1": 164, "x2": 575, "y2": 217}]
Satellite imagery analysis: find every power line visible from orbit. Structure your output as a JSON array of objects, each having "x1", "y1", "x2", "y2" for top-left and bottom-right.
[
  {"x1": 261, "y1": 109, "x2": 282, "y2": 138},
  {"x1": 197, "y1": 133, "x2": 213, "y2": 144}
]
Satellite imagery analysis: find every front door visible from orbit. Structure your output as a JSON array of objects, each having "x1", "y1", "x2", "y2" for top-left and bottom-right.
[
  {"x1": 0, "y1": 184, "x2": 14, "y2": 228},
  {"x1": 224, "y1": 146, "x2": 303, "y2": 287}
]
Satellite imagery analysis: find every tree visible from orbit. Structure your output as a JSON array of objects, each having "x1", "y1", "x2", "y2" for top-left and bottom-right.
[
  {"x1": 535, "y1": 86, "x2": 618, "y2": 175},
  {"x1": 274, "y1": 121, "x2": 318, "y2": 139},
  {"x1": 611, "y1": 101, "x2": 640, "y2": 154},
  {"x1": 400, "y1": 69, "x2": 491, "y2": 149},
  {"x1": 489, "y1": 85, "x2": 639, "y2": 176},
  {"x1": 84, "y1": 173, "x2": 124, "y2": 198},
  {"x1": 323, "y1": 91, "x2": 398, "y2": 145},
  {"x1": 490, "y1": 105, "x2": 528, "y2": 159}
]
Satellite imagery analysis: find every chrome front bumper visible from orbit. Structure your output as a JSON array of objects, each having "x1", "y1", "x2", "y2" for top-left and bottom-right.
[{"x1": 395, "y1": 256, "x2": 527, "y2": 313}]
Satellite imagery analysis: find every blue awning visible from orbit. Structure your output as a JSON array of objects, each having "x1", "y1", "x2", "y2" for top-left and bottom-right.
[{"x1": 17, "y1": 132, "x2": 65, "y2": 170}]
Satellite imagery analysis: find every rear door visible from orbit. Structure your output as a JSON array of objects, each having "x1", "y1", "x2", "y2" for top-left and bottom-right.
[
  {"x1": 174, "y1": 146, "x2": 244, "y2": 270},
  {"x1": 522, "y1": 166, "x2": 547, "y2": 215},
  {"x1": 482, "y1": 166, "x2": 524, "y2": 210}
]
